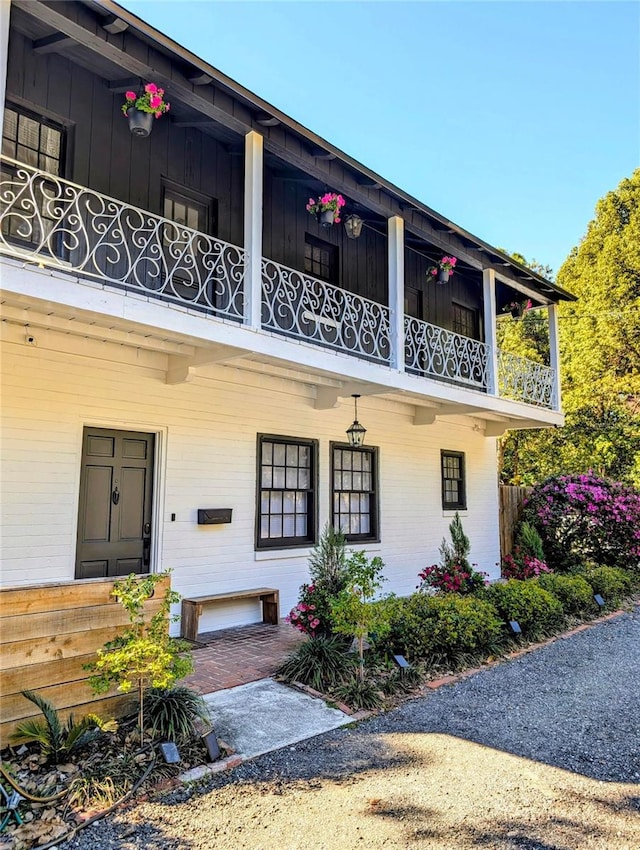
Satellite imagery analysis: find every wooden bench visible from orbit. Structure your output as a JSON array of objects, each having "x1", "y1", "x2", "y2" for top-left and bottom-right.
[{"x1": 180, "y1": 587, "x2": 280, "y2": 642}]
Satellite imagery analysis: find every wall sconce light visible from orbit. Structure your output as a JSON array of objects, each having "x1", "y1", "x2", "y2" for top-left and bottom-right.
[
  {"x1": 344, "y1": 214, "x2": 364, "y2": 239},
  {"x1": 346, "y1": 394, "x2": 367, "y2": 447}
]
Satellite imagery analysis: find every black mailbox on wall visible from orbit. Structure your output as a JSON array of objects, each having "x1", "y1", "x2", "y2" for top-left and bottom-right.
[{"x1": 197, "y1": 508, "x2": 233, "y2": 525}]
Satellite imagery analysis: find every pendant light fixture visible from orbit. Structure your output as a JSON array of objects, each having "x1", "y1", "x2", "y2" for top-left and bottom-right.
[{"x1": 346, "y1": 394, "x2": 367, "y2": 447}]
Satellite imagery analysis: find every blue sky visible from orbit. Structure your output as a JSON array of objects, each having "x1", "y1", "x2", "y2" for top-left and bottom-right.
[{"x1": 120, "y1": 0, "x2": 639, "y2": 277}]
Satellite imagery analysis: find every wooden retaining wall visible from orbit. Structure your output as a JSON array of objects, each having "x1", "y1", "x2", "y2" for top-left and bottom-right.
[
  {"x1": 0, "y1": 575, "x2": 170, "y2": 747},
  {"x1": 499, "y1": 485, "x2": 533, "y2": 559}
]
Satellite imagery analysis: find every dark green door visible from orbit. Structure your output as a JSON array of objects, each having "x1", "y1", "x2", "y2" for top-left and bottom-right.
[{"x1": 75, "y1": 428, "x2": 155, "y2": 579}]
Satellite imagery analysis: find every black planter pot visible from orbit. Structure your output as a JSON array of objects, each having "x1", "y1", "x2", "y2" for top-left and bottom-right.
[
  {"x1": 127, "y1": 108, "x2": 154, "y2": 138},
  {"x1": 510, "y1": 306, "x2": 521, "y2": 319},
  {"x1": 319, "y1": 209, "x2": 335, "y2": 227},
  {"x1": 437, "y1": 268, "x2": 450, "y2": 284}
]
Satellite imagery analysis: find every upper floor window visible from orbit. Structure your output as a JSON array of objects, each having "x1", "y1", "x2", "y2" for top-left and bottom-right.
[
  {"x1": 304, "y1": 234, "x2": 338, "y2": 284},
  {"x1": 257, "y1": 435, "x2": 317, "y2": 549},
  {"x1": 2, "y1": 106, "x2": 64, "y2": 176},
  {"x1": 452, "y1": 303, "x2": 478, "y2": 339},
  {"x1": 441, "y1": 450, "x2": 466, "y2": 510},
  {"x1": 331, "y1": 444, "x2": 379, "y2": 542}
]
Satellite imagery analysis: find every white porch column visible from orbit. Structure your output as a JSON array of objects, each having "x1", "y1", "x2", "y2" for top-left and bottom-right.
[
  {"x1": 387, "y1": 215, "x2": 405, "y2": 371},
  {"x1": 548, "y1": 303, "x2": 561, "y2": 411},
  {"x1": 483, "y1": 268, "x2": 498, "y2": 396},
  {"x1": 243, "y1": 130, "x2": 263, "y2": 329},
  {"x1": 0, "y1": 1, "x2": 10, "y2": 142}
]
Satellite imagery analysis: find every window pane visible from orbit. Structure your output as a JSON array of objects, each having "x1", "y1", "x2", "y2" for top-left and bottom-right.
[
  {"x1": 3, "y1": 109, "x2": 17, "y2": 140},
  {"x1": 296, "y1": 492, "x2": 307, "y2": 511},
  {"x1": 350, "y1": 494, "x2": 360, "y2": 513},
  {"x1": 40, "y1": 125, "x2": 60, "y2": 158},
  {"x1": 286, "y1": 444, "x2": 299, "y2": 466},
  {"x1": 342, "y1": 452, "x2": 352, "y2": 471},
  {"x1": 342, "y1": 472, "x2": 352, "y2": 490},
  {"x1": 273, "y1": 444, "x2": 286, "y2": 465},
  {"x1": 362, "y1": 454, "x2": 371, "y2": 472},
  {"x1": 360, "y1": 494, "x2": 370, "y2": 513},
  {"x1": 270, "y1": 492, "x2": 282, "y2": 512},
  {"x1": 261, "y1": 493, "x2": 270, "y2": 512},
  {"x1": 352, "y1": 453, "x2": 362, "y2": 472},
  {"x1": 333, "y1": 449, "x2": 341, "y2": 467},
  {"x1": 296, "y1": 516, "x2": 307, "y2": 536},
  {"x1": 353, "y1": 472, "x2": 362, "y2": 490},
  {"x1": 360, "y1": 515, "x2": 370, "y2": 533},
  {"x1": 18, "y1": 115, "x2": 39, "y2": 149},
  {"x1": 350, "y1": 516, "x2": 361, "y2": 534},
  {"x1": 340, "y1": 493, "x2": 350, "y2": 512},
  {"x1": 285, "y1": 467, "x2": 298, "y2": 489},
  {"x1": 261, "y1": 467, "x2": 272, "y2": 488},
  {"x1": 260, "y1": 516, "x2": 269, "y2": 537},
  {"x1": 187, "y1": 207, "x2": 199, "y2": 230},
  {"x1": 273, "y1": 467, "x2": 285, "y2": 488},
  {"x1": 283, "y1": 491, "x2": 295, "y2": 513},
  {"x1": 298, "y1": 468, "x2": 309, "y2": 489},
  {"x1": 283, "y1": 515, "x2": 295, "y2": 537},
  {"x1": 2, "y1": 136, "x2": 14, "y2": 157},
  {"x1": 270, "y1": 516, "x2": 282, "y2": 537},
  {"x1": 362, "y1": 472, "x2": 371, "y2": 491},
  {"x1": 17, "y1": 144, "x2": 37, "y2": 166},
  {"x1": 262, "y1": 442, "x2": 273, "y2": 463},
  {"x1": 299, "y1": 446, "x2": 310, "y2": 467},
  {"x1": 334, "y1": 472, "x2": 342, "y2": 490}
]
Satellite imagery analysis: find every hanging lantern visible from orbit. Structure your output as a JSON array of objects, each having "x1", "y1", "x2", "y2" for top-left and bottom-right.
[{"x1": 346, "y1": 394, "x2": 366, "y2": 447}]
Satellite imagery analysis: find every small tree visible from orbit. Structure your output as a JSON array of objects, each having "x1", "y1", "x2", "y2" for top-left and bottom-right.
[
  {"x1": 439, "y1": 512, "x2": 471, "y2": 572},
  {"x1": 87, "y1": 572, "x2": 193, "y2": 742},
  {"x1": 330, "y1": 551, "x2": 390, "y2": 679}
]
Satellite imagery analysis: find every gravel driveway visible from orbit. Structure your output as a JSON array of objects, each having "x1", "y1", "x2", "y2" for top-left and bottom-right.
[{"x1": 68, "y1": 607, "x2": 640, "y2": 850}]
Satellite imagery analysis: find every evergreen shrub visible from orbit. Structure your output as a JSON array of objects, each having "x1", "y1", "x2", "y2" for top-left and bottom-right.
[
  {"x1": 482, "y1": 579, "x2": 565, "y2": 639},
  {"x1": 389, "y1": 593, "x2": 503, "y2": 667},
  {"x1": 579, "y1": 565, "x2": 632, "y2": 608},
  {"x1": 536, "y1": 573, "x2": 597, "y2": 617}
]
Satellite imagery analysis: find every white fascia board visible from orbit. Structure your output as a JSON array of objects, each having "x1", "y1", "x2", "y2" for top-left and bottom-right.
[{"x1": 1, "y1": 259, "x2": 563, "y2": 426}]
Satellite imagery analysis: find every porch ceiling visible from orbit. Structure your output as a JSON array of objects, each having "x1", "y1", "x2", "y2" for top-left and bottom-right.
[{"x1": 0, "y1": 283, "x2": 561, "y2": 437}]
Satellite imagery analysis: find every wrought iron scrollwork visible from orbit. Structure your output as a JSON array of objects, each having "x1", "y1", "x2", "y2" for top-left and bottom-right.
[
  {"x1": 0, "y1": 157, "x2": 245, "y2": 321},
  {"x1": 404, "y1": 315, "x2": 489, "y2": 389},
  {"x1": 497, "y1": 350, "x2": 555, "y2": 408}
]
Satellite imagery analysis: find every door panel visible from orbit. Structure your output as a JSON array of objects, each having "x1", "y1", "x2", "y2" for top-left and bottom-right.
[{"x1": 76, "y1": 428, "x2": 155, "y2": 579}]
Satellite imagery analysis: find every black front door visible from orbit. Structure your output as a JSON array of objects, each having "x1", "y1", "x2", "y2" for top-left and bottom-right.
[{"x1": 75, "y1": 428, "x2": 155, "y2": 579}]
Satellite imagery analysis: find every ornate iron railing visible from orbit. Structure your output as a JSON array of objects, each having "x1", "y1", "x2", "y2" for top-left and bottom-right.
[
  {"x1": 404, "y1": 315, "x2": 489, "y2": 389},
  {"x1": 498, "y1": 350, "x2": 555, "y2": 408},
  {"x1": 0, "y1": 157, "x2": 245, "y2": 320},
  {"x1": 262, "y1": 258, "x2": 391, "y2": 363}
]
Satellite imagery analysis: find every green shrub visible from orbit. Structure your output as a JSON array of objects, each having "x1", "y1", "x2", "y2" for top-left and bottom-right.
[
  {"x1": 389, "y1": 593, "x2": 504, "y2": 667},
  {"x1": 332, "y1": 675, "x2": 384, "y2": 711},
  {"x1": 145, "y1": 686, "x2": 210, "y2": 743},
  {"x1": 277, "y1": 635, "x2": 354, "y2": 692},
  {"x1": 514, "y1": 521, "x2": 545, "y2": 561},
  {"x1": 10, "y1": 691, "x2": 117, "y2": 765},
  {"x1": 483, "y1": 580, "x2": 565, "y2": 639},
  {"x1": 536, "y1": 573, "x2": 597, "y2": 617},
  {"x1": 580, "y1": 565, "x2": 632, "y2": 608}
]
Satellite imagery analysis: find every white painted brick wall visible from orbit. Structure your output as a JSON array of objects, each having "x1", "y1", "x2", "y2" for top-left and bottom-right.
[{"x1": 0, "y1": 333, "x2": 501, "y2": 632}]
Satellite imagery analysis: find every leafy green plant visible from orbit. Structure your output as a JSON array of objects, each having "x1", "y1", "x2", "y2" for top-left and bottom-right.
[
  {"x1": 86, "y1": 572, "x2": 193, "y2": 742},
  {"x1": 514, "y1": 521, "x2": 546, "y2": 561},
  {"x1": 287, "y1": 525, "x2": 350, "y2": 637},
  {"x1": 389, "y1": 594, "x2": 504, "y2": 667},
  {"x1": 145, "y1": 686, "x2": 210, "y2": 743},
  {"x1": 331, "y1": 552, "x2": 391, "y2": 679},
  {"x1": 277, "y1": 635, "x2": 354, "y2": 692},
  {"x1": 536, "y1": 573, "x2": 597, "y2": 616},
  {"x1": 333, "y1": 674, "x2": 384, "y2": 711},
  {"x1": 482, "y1": 579, "x2": 565, "y2": 640},
  {"x1": 580, "y1": 565, "x2": 632, "y2": 608},
  {"x1": 419, "y1": 513, "x2": 488, "y2": 594},
  {"x1": 10, "y1": 691, "x2": 117, "y2": 765}
]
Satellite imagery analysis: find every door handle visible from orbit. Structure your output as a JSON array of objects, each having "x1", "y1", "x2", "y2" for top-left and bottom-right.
[
  {"x1": 112, "y1": 486, "x2": 120, "y2": 505},
  {"x1": 143, "y1": 537, "x2": 151, "y2": 567}
]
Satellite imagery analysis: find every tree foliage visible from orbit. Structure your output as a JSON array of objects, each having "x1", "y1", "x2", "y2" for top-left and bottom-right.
[{"x1": 499, "y1": 170, "x2": 640, "y2": 486}]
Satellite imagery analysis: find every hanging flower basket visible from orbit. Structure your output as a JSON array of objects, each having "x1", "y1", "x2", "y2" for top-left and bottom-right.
[
  {"x1": 306, "y1": 192, "x2": 346, "y2": 227},
  {"x1": 126, "y1": 108, "x2": 155, "y2": 138},
  {"x1": 428, "y1": 256, "x2": 457, "y2": 284},
  {"x1": 121, "y1": 83, "x2": 170, "y2": 138}
]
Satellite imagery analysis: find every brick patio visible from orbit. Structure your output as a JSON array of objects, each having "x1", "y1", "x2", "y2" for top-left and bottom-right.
[{"x1": 183, "y1": 622, "x2": 305, "y2": 694}]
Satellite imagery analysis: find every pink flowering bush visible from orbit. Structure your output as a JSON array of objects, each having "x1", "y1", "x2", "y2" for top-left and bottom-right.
[
  {"x1": 122, "y1": 83, "x2": 170, "y2": 118},
  {"x1": 418, "y1": 562, "x2": 488, "y2": 595},
  {"x1": 286, "y1": 583, "x2": 329, "y2": 638},
  {"x1": 522, "y1": 473, "x2": 640, "y2": 573},
  {"x1": 501, "y1": 549, "x2": 551, "y2": 580}
]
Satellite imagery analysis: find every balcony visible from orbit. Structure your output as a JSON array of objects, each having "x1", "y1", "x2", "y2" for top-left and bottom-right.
[{"x1": 0, "y1": 157, "x2": 556, "y2": 410}]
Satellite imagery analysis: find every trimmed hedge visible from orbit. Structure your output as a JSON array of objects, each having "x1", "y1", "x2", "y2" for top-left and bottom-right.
[
  {"x1": 388, "y1": 593, "x2": 504, "y2": 667},
  {"x1": 482, "y1": 579, "x2": 565, "y2": 639},
  {"x1": 579, "y1": 565, "x2": 632, "y2": 608},
  {"x1": 536, "y1": 573, "x2": 598, "y2": 617}
]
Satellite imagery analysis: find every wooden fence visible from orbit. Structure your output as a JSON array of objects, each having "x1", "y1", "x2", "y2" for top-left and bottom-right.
[
  {"x1": 499, "y1": 485, "x2": 533, "y2": 559},
  {"x1": 0, "y1": 575, "x2": 169, "y2": 747}
]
